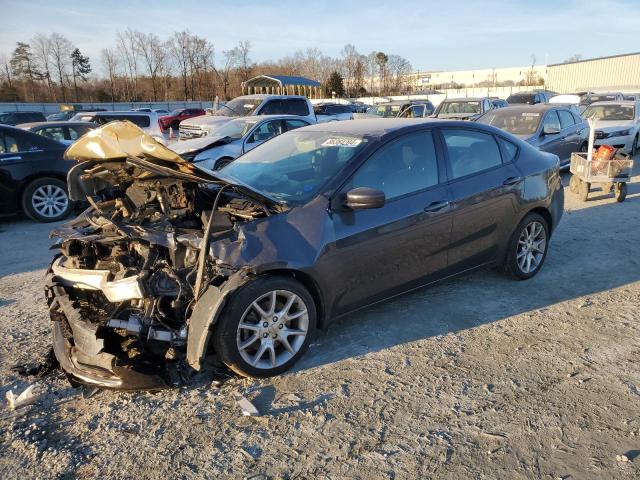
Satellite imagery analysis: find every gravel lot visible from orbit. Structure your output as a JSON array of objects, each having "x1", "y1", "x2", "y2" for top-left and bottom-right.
[{"x1": 1, "y1": 162, "x2": 639, "y2": 479}]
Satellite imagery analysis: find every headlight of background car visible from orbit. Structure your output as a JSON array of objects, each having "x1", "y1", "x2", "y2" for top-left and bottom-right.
[{"x1": 608, "y1": 128, "x2": 633, "y2": 137}]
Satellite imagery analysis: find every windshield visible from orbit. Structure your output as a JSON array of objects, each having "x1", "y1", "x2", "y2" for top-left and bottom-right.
[
  {"x1": 478, "y1": 110, "x2": 541, "y2": 135},
  {"x1": 440, "y1": 101, "x2": 480, "y2": 114},
  {"x1": 370, "y1": 104, "x2": 402, "y2": 117},
  {"x1": 214, "y1": 98, "x2": 262, "y2": 117},
  {"x1": 507, "y1": 94, "x2": 535, "y2": 105},
  {"x1": 583, "y1": 104, "x2": 635, "y2": 121},
  {"x1": 213, "y1": 118, "x2": 257, "y2": 140},
  {"x1": 218, "y1": 131, "x2": 369, "y2": 204},
  {"x1": 398, "y1": 105, "x2": 425, "y2": 118},
  {"x1": 589, "y1": 95, "x2": 617, "y2": 103}
]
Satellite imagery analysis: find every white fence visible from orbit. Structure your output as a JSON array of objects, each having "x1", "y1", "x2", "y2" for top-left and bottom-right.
[{"x1": 0, "y1": 101, "x2": 214, "y2": 115}]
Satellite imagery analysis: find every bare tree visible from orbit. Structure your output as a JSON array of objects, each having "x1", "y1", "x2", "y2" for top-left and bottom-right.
[
  {"x1": 117, "y1": 29, "x2": 139, "y2": 101},
  {"x1": 32, "y1": 34, "x2": 55, "y2": 101},
  {"x1": 170, "y1": 31, "x2": 192, "y2": 100},
  {"x1": 236, "y1": 40, "x2": 252, "y2": 83},
  {"x1": 217, "y1": 48, "x2": 239, "y2": 99},
  {"x1": 101, "y1": 48, "x2": 118, "y2": 101},
  {"x1": 387, "y1": 54, "x2": 412, "y2": 94},
  {"x1": 49, "y1": 33, "x2": 73, "y2": 102},
  {"x1": 134, "y1": 31, "x2": 166, "y2": 101}
]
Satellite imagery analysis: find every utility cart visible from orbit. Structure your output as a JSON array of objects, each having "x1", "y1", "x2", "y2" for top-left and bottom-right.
[{"x1": 569, "y1": 151, "x2": 633, "y2": 202}]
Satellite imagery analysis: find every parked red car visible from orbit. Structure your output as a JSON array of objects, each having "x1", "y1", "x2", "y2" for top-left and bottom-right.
[{"x1": 158, "y1": 108, "x2": 206, "y2": 131}]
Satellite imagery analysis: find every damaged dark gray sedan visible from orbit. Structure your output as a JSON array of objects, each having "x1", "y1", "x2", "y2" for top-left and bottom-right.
[{"x1": 46, "y1": 119, "x2": 563, "y2": 389}]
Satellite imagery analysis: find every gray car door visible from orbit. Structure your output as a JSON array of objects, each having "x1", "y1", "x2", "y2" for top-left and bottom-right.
[
  {"x1": 537, "y1": 110, "x2": 568, "y2": 162},
  {"x1": 557, "y1": 109, "x2": 581, "y2": 155}
]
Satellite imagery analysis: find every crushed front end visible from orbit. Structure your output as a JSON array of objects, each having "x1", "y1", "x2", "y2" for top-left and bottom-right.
[{"x1": 45, "y1": 122, "x2": 278, "y2": 389}]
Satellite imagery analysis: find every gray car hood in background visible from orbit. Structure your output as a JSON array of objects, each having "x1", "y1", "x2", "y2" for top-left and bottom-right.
[
  {"x1": 592, "y1": 119, "x2": 635, "y2": 132},
  {"x1": 181, "y1": 115, "x2": 235, "y2": 130},
  {"x1": 436, "y1": 112, "x2": 478, "y2": 120}
]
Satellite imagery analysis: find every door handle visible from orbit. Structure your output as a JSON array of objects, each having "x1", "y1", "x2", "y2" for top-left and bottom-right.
[
  {"x1": 0, "y1": 155, "x2": 22, "y2": 162},
  {"x1": 502, "y1": 176, "x2": 523, "y2": 186},
  {"x1": 424, "y1": 200, "x2": 450, "y2": 213}
]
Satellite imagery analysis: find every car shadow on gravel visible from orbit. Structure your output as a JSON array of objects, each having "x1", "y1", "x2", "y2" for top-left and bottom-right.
[
  {"x1": 295, "y1": 193, "x2": 640, "y2": 372},
  {"x1": 0, "y1": 218, "x2": 65, "y2": 276}
]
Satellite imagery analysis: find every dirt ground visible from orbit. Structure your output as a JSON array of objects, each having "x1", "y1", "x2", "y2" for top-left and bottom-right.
[{"x1": 1, "y1": 163, "x2": 639, "y2": 479}]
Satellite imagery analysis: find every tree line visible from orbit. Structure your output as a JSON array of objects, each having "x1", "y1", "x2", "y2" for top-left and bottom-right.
[{"x1": 0, "y1": 30, "x2": 413, "y2": 103}]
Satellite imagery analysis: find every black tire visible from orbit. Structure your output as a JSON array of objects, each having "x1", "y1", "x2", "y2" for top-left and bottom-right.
[
  {"x1": 21, "y1": 177, "x2": 73, "y2": 223},
  {"x1": 569, "y1": 175, "x2": 579, "y2": 193},
  {"x1": 212, "y1": 275, "x2": 317, "y2": 378},
  {"x1": 503, "y1": 212, "x2": 550, "y2": 280},
  {"x1": 579, "y1": 181, "x2": 590, "y2": 201},
  {"x1": 214, "y1": 157, "x2": 234, "y2": 170},
  {"x1": 615, "y1": 182, "x2": 627, "y2": 203}
]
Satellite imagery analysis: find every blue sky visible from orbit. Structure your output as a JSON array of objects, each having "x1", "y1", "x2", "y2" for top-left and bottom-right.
[{"x1": 1, "y1": 0, "x2": 639, "y2": 74}]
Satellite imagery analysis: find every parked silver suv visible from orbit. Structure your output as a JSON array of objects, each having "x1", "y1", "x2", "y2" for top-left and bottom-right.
[{"x1": 179, "y1": 94, "x2": 316, "y2": 139}]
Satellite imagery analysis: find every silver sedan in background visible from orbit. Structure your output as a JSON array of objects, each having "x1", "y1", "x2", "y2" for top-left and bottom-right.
[{"x1": 170, "y1": 115, "x2": 312, "y2": 170}]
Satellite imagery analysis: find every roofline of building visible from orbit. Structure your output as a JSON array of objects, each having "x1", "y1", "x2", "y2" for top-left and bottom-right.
[{"x1": 548, "y1": 52, "x2": 640, "y2": 67}]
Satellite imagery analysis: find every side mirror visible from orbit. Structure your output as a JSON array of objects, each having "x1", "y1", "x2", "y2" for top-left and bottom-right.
[
  {"x1": 542, "y1": 125, "x2": 561, "y2": 135},
  {"x1": 345, "y1": 187, "x2": 385, "y2": 210}
]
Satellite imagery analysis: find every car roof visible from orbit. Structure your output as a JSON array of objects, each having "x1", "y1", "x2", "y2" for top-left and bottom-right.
[
  {"x1": 233, "y1": 94, "x2": 308, "y2": 100},
  {"x1": 491, "y1": 104, "x2": 565, "y2": 113},
  {"x1": 18, "y1": 121, "x2": 96, "y2": 128},
  {"x1": 0, "y1": 111, "x2": 43, "y2": 114},
  {"x1": 233, "y1": 114, "x2": 312, "y2": 122},
  {"x1": 588, "y1": 100, "x2": 636, "y2": 106},
  {"x1": 441, "y1": 97, "x2": 488, "y2": 102}
]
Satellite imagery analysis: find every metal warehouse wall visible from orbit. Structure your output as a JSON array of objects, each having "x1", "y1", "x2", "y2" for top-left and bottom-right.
[{"x1": 547, "y1": 53, "x2": 640, "y2": 93}]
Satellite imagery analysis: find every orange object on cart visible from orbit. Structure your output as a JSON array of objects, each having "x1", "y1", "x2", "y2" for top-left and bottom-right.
[{"x1": 594, "y1": 145, "x2": 615, "y2": 160}]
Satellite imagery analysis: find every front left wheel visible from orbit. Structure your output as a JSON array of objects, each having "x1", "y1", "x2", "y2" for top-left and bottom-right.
[{"x1": 212, "y1": 276, "x2": 317, "y2": 378}]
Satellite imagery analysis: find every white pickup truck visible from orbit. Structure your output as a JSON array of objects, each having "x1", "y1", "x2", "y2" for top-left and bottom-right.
[{"x1": 179, "y1": 94, "x2": 316, "y2": 140}]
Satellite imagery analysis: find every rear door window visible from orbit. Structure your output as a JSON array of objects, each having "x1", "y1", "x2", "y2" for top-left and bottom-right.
[
  {"x1": 284, "y1": 119, "x2": 309, "y2": 131},
  {"x1": 259, "y1": 100, "x2": 282, "y2": 115},
  {"x1": 442, "y1": 129, "x2": 502, "y2": 179},
  {"x1": 0, "y1": 133, "x2": 19, "y2": 153},
  {"x1": 558, "y1": 110, "x2": 575, "y2": 129},
  {"x1": 284, "y1": 99, "x2": 310, "y2": 116},
  {"x1": 38, "y1": 126, "x2": 66, "y2": 142}
]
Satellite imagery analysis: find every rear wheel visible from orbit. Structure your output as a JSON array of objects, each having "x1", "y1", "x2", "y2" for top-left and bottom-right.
[
  {"x1": 212, "y1": 276, "x2": 316, "y2": 378},
  {"x1": 579, "y1": 181, "x2": 590, "y2": 201},
  {"x1": 569, "y1": 175, "x2": 579, "y2": 193},
  {"x1": 615, "y1": 182, "x2": 627, "y2": 202},
  {"x1": 21, "y1": 177, "x2": 72, "y2": 223},
  {"x1": 504, "y1": 213, "x2": 549, "y2": 280}
]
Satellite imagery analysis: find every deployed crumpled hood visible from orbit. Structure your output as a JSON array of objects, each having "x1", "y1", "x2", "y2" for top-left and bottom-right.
[{"x1": 64, "y1": 120, "x2": 219, "y2": 182}]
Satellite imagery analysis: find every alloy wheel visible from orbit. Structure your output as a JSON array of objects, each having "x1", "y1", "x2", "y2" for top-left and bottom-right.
[
  {"x1": 516, "y1": 221, "x2": 547, "y2": 274},
  {"x1": 31, "y1": 184, "x2": 68, "y2": 219},
  {"x1": 236, "y1": 290, "x2": 309, "y2": 370}
]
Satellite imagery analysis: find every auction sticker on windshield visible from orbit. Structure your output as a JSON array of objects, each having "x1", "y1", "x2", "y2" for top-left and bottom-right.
[{"x1": 322, "y1": 137, "x2": 363, "y2": 147}]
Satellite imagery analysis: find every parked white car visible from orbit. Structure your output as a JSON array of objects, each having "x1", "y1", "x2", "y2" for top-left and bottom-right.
[
  {"x1": 548, "y1": 94, "x2": 581, "y2": 106},
  {"x1": 170, "y1": 115, "x2": 312, "y2": 170},
  {"x1": 179, "y1": 95, "x2": 316, "y2": 140},
  {"x1": 583, "y1": 100, "x2": 640, "y2": 154},
  {"x1": 75, "y1": 111, "x2": 166, "y2": 145},
  {"x1": 313, "y1": 103, "x2": 354, "y2": 123}
]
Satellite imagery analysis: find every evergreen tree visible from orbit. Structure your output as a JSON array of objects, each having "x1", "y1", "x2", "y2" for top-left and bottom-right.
[
  {"x1": 71, "y1": 48, "x2": 91, "y2": 101},
  {"x1": 10, "y1": 42, "x2": 41, "y2": 101},
  {"x1": 324, "y1": 71, "x2": 345, "y2": 97}
]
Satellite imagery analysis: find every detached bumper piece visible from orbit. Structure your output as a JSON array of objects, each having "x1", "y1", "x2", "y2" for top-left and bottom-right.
[{"x1": 45, "y1": 275, "x2": 171, "y2": 391}]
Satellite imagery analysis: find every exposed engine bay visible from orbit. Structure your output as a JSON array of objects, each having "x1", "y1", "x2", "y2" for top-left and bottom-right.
[{"x1": 45, "y1": 121, "x2": 283, "y2": 389}]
